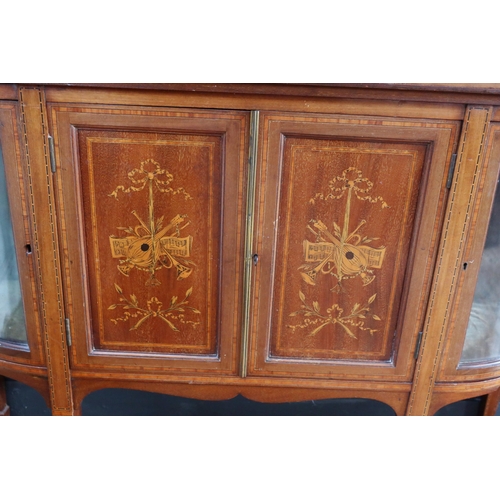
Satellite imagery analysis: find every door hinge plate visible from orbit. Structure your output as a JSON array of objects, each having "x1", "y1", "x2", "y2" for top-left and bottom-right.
[
  {"x1": 48, "y1": 135, "x2": 56, "y2": 173},
  {"x1": 446, "y1": 153, "x2": 457, "y2": 189},
  {"x1": 414, "y1": 331, "x2": 423, "y2": 360},
  {"x1": 65, "y1": 318, "x2": 72, "y2": 347}
]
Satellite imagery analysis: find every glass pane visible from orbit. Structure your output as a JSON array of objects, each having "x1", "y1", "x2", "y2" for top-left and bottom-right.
[
  {"x1": 0, "y1": 143, "x2": 28, "y2": 344},
  {"x1": 461, "y1": 177, "x2": 500, "y2": 363}
]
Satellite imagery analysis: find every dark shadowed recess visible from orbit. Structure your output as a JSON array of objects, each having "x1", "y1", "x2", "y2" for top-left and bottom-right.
[
  {"x1": 4, "y1": 379, "x2": 51, "y2": 416},
  {"x1": 80, "y1": 390, "x2": 397, "y2": 416},
  {"x1": 4, "y1": 379, "x2": 497, "y2": 416}
]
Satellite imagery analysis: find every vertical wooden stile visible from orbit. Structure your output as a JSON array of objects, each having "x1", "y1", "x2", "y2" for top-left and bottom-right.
[
  {"x1": 18, "y1": 87, "x2": 73, "y2": 415},
  {"x1": 407, "y1": 106, "x2": 492, "y2": 415}
]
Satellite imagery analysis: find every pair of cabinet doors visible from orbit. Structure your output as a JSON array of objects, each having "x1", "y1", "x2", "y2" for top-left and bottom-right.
[{"x1": 49, "y1": 104, "x2": 459, "y2": 381}]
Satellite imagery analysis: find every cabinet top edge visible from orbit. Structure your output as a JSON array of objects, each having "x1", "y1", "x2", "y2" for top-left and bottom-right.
[
  {"x1": 8, "y1": 83, "x2": 500, "y2": 106},
  {"x1": 26, "y1": 83, "x2": 500, "y2": 94},
  {"x1": 5, "y1": 83, "x2": 500, "y2": 108}
]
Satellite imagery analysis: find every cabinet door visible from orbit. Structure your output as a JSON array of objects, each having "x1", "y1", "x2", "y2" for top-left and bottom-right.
[
  {"x1": 49, "y1": 105, "x2": 248, "y2": 374},
  {"x1": 439, "y1": 123, "x2": 500, "y2": 381},
  {"x1": 248, "y1": 112, "x2": 459, "y2": 381},
  {"x1": 0, "y1": 104, "x2": 44, "y2": 365}
]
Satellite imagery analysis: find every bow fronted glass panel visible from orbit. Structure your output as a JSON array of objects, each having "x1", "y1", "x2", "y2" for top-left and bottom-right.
[
  {"x1": 461, "y1": 177, "x2": 500, "y2": 363},
  {"x1": 0, "y1": 143, "x2": 27, "y2": 344}
]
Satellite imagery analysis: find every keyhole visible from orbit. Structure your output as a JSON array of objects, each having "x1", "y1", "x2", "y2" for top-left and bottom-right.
[
  {"x1": 141, "y1": 243, "x2": 150, "y2": 252},
  {"x1": 25, "y1": 244, "x2": 32, "y2": 255}
]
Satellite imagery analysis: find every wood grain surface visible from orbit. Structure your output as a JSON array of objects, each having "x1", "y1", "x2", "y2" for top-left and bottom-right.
[
  {"x1": 249, "y1": 111, "x2": 459, "y2": 381},
  {"x1": 49, "y1": 104, "x2": 249, "y2": 375},
  {"x1": 269, "y1": 137, "x2": 425, "y2": 362},
  {"x1": 71, "y1": 376, "x2": 411, "y2": 416},
  {"x1": 2, "y1": 84, "x2": 500, "y2": 415},
  {"x1": 407, "y1": 106, "x2": 492, "y2": 415},
  {"x1": 78, "y1": 129, "x2": 222, "y2": 355},
  {"x1": 43, "y1": 87, "x2": 466, "y2": 121},
  {"x1": 17, "y1": 88, "x2": 74, "y2": 414}
]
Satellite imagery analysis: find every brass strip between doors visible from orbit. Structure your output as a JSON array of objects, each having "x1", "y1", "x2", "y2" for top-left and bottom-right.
[{"x1": 240, "y1": 110, "x2": 259, "y2": 377}]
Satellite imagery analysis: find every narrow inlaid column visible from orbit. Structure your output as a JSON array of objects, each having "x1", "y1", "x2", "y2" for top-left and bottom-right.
[
  {"x1": 18, "y1": 87, "x2": 73, "y2": 415},
  {"x1": 407, "y1": 106, "x2": 492, "y2": 415}
]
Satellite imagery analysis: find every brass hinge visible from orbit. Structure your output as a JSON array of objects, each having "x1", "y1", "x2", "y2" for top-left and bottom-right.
[
  {"x1": 48, "y1": 135, "x2": 56, "y2": 173},
  {"x1": 414, "y1": 331, "x2": 423, "y2": 360},
  {"x1": 65, "y1": 318, "x2": 72, "y2": 347},
  {"x1": 446, "y1": 153, "x2": 457, "y2": 189}
]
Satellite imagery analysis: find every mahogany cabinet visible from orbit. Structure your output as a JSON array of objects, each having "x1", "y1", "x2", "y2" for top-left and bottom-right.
[{"x1": 2, "y1": 84, "x2": 500, "y2": 415}]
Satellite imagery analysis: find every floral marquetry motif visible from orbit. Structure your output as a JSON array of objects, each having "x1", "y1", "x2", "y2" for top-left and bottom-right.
[
  {"x1": 108, "y1": 159, "x2": 195, "y2": 286},
  {"x1": 288, "y1": 166, "x2": 389, "y2": 340},
  {"x1": 299, "y1": 166, "x2": 389, "y2": 290},
  {"x1": 108, "y1": 284, "x2": 200, "y2": 332},
  {"x1": 288, "y1": 291, "x2": 381, "y2": 339},
  {"x1": 106, "y1": 158, "x2": 201, "y2": 332}
]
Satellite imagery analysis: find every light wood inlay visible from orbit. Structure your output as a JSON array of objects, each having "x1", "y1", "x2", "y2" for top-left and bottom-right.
[
  {"x1": 407, "y1": 106, "x2": 492, "y2": 415},
  {"x1": 18, "y1": 87, "x2": 73, "y2": 414}
]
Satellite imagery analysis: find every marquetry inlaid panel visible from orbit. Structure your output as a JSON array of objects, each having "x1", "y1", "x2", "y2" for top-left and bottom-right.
[
  {"x1": 249, "y1": 111, "x2": 458, "y2": 379},
  {"x1": 78, "y1": 130, "x2": 221, "y2": 354},
  {"x1": 270, "y1": 137, "x2": 427, "y2": 361},
  {"x1": 51, "y1": 106, "x2": 248, "y2": 373}
]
